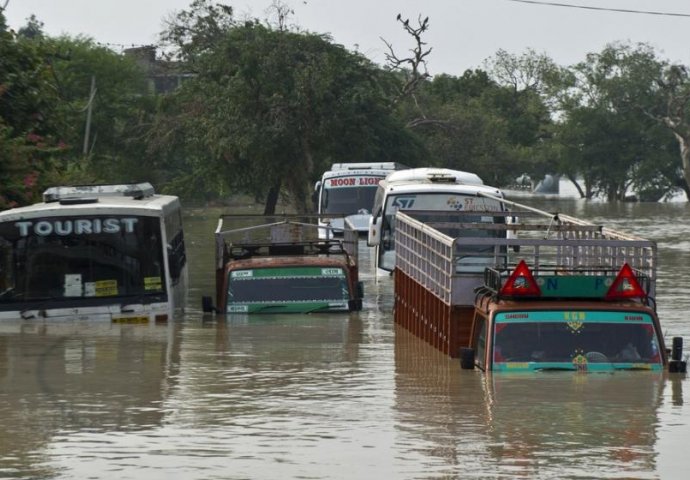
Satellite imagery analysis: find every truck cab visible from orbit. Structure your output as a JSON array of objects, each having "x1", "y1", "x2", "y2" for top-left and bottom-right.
[
  {"x1": 464, "y1": 261, "x2": 686, "y2": 373},
  {"x1": 203, "y1": 215, "x2": 363, "y2": 314}
]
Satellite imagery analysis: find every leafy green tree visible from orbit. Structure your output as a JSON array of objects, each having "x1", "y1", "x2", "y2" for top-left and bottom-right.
[
  {"x1": 0, "y1": 11, "x2": 62, "y2": 208},
  {"x1": 643, "y1": 65, "x2": 690, "y2": 200},
  {"x1": 391, "y1": 63, "x2": 552, "y2": 187},
  {"x1": 41, "y1": 35, "x2": 151, "y2": 182},
  {"x1": 157, "y1": 1, "x2": 421, "y2": 212},
  {"x1": 549, "y1": 43, "x2": 679, "y2": 200}
]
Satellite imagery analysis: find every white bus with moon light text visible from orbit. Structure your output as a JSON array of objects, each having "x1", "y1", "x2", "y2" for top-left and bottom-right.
[{"x1": 313, "y1": 162, "x2": 407, "y2": 236}]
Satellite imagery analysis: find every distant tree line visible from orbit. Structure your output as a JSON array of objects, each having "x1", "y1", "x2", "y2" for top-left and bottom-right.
[{"x1": 2, "y1": 1, "x2": 690, "y2": 211}]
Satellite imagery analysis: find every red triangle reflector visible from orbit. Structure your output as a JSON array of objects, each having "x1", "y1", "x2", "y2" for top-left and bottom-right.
[
  {"x1": 500, "y1": 260, "x2": 541, "y2": 297},
  {"x1": 605, "y1": 263, "x2": 646, "y2": 300}
]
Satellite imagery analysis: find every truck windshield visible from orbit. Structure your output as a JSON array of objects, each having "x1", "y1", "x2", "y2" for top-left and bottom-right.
[
  {"x1": 492, "y1": 311, "x2": 662, "y2": 372},
  {"x1": 0, "y1": 215, "x2": 165, "y2": 305},
  {"x1": 321, "y1": 176, "x2": 382, "y2": 215},
  {"x1": 227, "y1": 266, "x2": 350, "y2": 313}
]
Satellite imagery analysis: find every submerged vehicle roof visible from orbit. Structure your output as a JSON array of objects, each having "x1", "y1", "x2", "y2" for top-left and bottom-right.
[
  {"x1": 382, "y1": 168, "x2": 484, "y2": 187},
  {"x1": 479, "y1": 297, "x2": 657, "y2": 314},
  {"x1": 328, "y1": 162, "x2": 405, "y2": 172},
  {"x1": 382, "y1": 182, "x2": 503, "y2": 197},
  {"x1": 226, "y1": 255, "x2": 353, "y2": 271},
  {"x1": 0, "y1": 182, "x2": 180, "y2": 220}
]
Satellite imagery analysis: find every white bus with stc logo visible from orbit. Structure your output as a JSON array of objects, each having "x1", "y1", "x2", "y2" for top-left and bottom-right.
[
  {"x1": 0, "y1": 183, "x2": 187, "y2": 322},
  {"x1": 367, "y1": 168, "x2": 507, "y2": 273},
  {"x1": 314, "y1": 162, "x2": 407, "y2": 235}
]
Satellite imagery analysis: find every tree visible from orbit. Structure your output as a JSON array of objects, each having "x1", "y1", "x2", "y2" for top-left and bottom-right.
[
  {"x1": 549, "y1": 43, "x2": 679, "y2": 200},
  {"x1": 0, "y1": 11, "x2": 62, "y2": 208},
  {"x1": 157, "y1": 1, "x2": 421, "y2": 212},
  {"x1": 41, "y1": 35, "x2": 151, "y2": 182},
  {"x1": 647, "y1": 65, "x2": 690, "y2": 200}
]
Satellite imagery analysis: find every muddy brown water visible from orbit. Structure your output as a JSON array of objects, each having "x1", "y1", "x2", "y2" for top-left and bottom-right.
[{"x1": 1, "y1": 198, "x2": 689, "y2": 479}]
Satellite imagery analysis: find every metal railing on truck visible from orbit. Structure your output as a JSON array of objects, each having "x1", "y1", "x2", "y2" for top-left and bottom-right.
[
  {"x1": 394, "y1": 206, "x2": 656, "y2": 307},
  {"x1": 214, "y1": 214, "x2": 359, "y2": 272}
]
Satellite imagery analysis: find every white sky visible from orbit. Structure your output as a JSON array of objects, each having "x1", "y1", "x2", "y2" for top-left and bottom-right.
[{"x1": 4, "y1": 0, "x2": 690, "y2": 76}]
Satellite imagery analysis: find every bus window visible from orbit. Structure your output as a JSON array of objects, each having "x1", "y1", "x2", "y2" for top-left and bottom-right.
[{"x1": 0, "y1": 215, "x2": 166, "y2": 303}]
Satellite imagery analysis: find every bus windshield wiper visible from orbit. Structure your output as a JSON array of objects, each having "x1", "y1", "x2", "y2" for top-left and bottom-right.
[
  {"x1": 254, "y1": 305, "x2": 288, "y2": 312},
  {"x1": 534, "y1": 366, "x2": 577, "y2": 372},
  {"x1": 306, "y1": 305, "x2": 339, "y2": 313}
]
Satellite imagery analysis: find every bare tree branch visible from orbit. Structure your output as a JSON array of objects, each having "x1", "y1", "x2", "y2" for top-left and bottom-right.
[{"x1": 381, "y1": 14, "x2": 432, "y2": 108}]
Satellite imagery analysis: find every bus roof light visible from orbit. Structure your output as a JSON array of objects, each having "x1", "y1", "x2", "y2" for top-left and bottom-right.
[
  {"x1": 605, "y1": 263, "x2": 646, "y2": 300},
  {"x1": 500, "y1": 260, "x2": 541, "y2": 297}
]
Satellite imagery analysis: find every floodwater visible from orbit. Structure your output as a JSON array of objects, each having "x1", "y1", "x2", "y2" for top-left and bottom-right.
[{"x1": 1, "y1": 197, "x2": 690, "y2": 479}]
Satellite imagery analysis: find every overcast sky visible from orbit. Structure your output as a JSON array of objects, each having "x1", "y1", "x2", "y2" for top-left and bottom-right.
[{"x1": 4, "y1": 0, "x2": 690, "y2": 75}]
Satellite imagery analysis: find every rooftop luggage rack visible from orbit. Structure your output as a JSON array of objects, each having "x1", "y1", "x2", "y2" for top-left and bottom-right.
[
  {"x1": 228, "y1": 238, "x2": 348, "y2": 260},
  {"x1": 43, "y1": 182, "x2": 155, "y2": 202},
  {"x1": 214, "y1": 214, "x2": 359, "y2": 270}
]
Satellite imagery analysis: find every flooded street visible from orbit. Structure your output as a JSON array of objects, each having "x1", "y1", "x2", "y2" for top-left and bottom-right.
[{"x1": 2, "y1": 198, "x2": 690, "y2": 479}]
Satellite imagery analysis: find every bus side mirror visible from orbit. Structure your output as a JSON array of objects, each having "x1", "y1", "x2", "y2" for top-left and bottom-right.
[
  {"x1": 368, "y1": 216, "x2": 381, "y2": 247},
  {"x1": 312, "y1": 181, "x2": 322, "y2": 212},
  {"x1": 201, "y1": 296, "x2": 217, "y2": 314},
  {"x1": 669, "y1": 336, "x2": 687, "y2": 373},
  {"x1": 348, "y1": 298, "x2": 363, "y2": 311},
  {"x1": 459, "y1": 347, "x2": 475, "y2": 369},
  {"x1": 167, "y1": 244, "x2": 181, "y2": 279}
]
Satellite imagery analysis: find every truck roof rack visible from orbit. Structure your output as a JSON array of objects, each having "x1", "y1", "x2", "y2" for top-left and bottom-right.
[{"x1": 43, "y1": 183, "x2": 155, "y2": 203}]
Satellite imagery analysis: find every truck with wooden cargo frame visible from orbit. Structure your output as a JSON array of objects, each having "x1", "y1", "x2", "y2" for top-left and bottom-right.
[
  {"x1": 202, "y1": 215, "x2": 363, "y2": 314},
  {"x1": 393, "y1": 196, "x2": 687, "y2": 373}
]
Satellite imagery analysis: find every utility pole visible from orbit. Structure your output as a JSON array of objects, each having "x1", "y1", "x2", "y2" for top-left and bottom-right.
[{"x1": 83, "y1": 76, "x2": 96, "y2": 156}]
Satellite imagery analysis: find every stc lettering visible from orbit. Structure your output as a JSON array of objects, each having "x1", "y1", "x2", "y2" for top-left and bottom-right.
[
  {"x1": 14, "y1": 218, "x2": 139, "y2": 237},
  {"x1": 328, "y1": 177, "x2": 382, "y2": 187}
]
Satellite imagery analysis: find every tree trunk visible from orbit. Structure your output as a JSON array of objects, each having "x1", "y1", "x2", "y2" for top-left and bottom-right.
[
  {"x1": 679, "y1": 133, "x2": 690, "y2": 200},
  {"x1": 566, "y1": 174, "x2": 586, "y2": 199},
  {"x1": 263, "y1": 180, "x2": 282, "y2": 215}
]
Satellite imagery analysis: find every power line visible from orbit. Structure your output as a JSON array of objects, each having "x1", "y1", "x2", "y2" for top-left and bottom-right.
[{"x1": 505, "y1": 0, "x2": 690, "y2": 18}]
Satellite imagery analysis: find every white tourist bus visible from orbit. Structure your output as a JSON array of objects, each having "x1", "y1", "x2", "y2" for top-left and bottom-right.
[
  {"x1": 0, "y1": 183, "x2": 187, "y2": 322},
  {"x1": 314, "y1": 162, "x2": 407, "y2": 235},
  {"x1": 367, "y1": 168, "x2": 507, "y2": 273}
]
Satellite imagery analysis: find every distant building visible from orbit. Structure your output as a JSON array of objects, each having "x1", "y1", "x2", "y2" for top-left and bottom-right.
[{"x1": 124, "y1": 46, "x2": 194, "y2": 94}]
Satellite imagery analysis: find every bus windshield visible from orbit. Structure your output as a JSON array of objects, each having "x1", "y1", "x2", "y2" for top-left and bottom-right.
[
  {"x1": 227, "y1": 266, "x2": 350, "y2": 313},
  {"x1": 321, "y1": 176, "x2": 382, "y2": 215},
  {"x1": 492, "y1": 311, "x2": 662, "y2": 372},
  {"x1": 0, "y1": 215, "x2": 165, "y2": 305},
  {"x1": 379, "y1": 192, "x2": 504, "y2": 271}
]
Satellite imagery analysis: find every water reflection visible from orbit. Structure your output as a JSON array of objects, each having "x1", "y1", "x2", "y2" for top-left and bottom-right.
[
  {"x1": 0, "y1": 204, "x2": 688, "y2": 479},
  {"x1": 394, "y1": 324, "x2": 681, "y2": 478},
  {"x1": 0, "y1": 320, "x2": 182, "y2": 478},
  {"x1": 171, "y1": 313, "x2": 364, "y2": 426}
]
